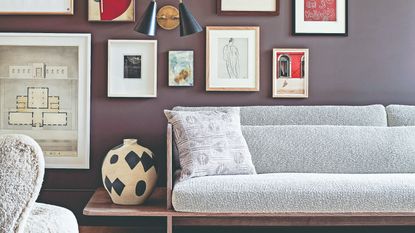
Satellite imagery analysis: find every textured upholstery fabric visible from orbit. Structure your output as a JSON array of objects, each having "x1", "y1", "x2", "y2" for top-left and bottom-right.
[
  {"x1": 242, "y1": 125, "x2": 415, "y2": 174},
  {"x1": 165, "y1": 109, "x2": 256, "y2": 180},
  {"x1": 173, "y1": 105, "x2": 387, "y2": 126},
  {"x1": 0, "y1": 134, "x2": 79, "y2": 233},
  {"x1": 0, "y1": 135, "x2": 45, "y2": 233},
  {"x1": 387, "y1": 105, "x2": 415, "y2": 126},
  {"x1": 173, "y1": 173, "x2": 415, "y2": 213},
  {"x1": 24, "y1": 203, "x2": 78, "y2": 233}
]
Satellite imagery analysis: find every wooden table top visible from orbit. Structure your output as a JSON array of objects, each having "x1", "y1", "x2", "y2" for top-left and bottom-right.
[{"x1": 83, "y1": 187, "x2": 172, "y2": 217}]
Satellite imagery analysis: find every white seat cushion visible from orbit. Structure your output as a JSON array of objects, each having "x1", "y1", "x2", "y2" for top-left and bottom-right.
[
  {"x1": 24, "y1": 203, "x2": 78, "y2": 233},
  {"x1": 173, "y1": 173, "x2": 415, "y2": 213}
]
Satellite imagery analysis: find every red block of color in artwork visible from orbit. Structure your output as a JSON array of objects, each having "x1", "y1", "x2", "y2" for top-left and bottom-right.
[
  {"x1": 304, "y1": 0, "x2": 337, "y2": 22},
  {"x1": 100, "y1": 0, "x2": 132, "y2": 21},
  {"x1": 276, "y1": 52, "x2": 305, "y2": 79}
]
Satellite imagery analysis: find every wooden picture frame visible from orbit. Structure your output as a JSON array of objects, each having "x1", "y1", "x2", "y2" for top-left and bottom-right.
[
  {"x1": 0, "y1": 0, "x2": 74, "y2": 15},
  {"x1": 216, "y1": 0, "x2": 280, "y2": 16},
  {"x1": 206, "y1": 26, "x2": 260, "y2": 92},
  {"x1": 293, "y1": 0, "x2": 348, "y2": 36},
  {"x1": 0, "y1": 33, "x2": 91, "y2": 169},
  {"x1": 88, "y1": 0, "x2": 135, "y2": 22},
  {"x1": 108, "y1": 40, "x2": 157, "y2": 98},
  {"x1": 217, "y1": 0, "x2": 280, "y2": 16},
  {"x1": 273, "y1": 48, "x2": 309, "y2": 98},
  {"x1": 168, "y1": 50, "x2": 194, "y2": 87}
]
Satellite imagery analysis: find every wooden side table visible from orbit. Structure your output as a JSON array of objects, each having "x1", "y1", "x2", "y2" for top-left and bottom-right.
[{"x1": 83, "y1": 187, "x2": 174, "y2": 233}]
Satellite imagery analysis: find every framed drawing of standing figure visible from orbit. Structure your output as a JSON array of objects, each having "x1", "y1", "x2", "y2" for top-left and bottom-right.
[{"x1": 206, "y1": 26, "x2": 260, "y2": 91}]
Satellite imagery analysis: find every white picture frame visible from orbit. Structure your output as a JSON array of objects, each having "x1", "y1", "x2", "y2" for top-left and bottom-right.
[
  {"x1": 108, "y1": 40, "x2": 158, "y2": 98},
  {"x1": 206, "y1": 26, "x2": 260, "y2": 92},
  {"x1": 0, "y1": 0, "x2": 74, "y2": 15},
  {"x1": 0, "y1": 33, "x2": 91, "y2": 169},
  {"x1": 272, "y1": 48, "x2": 309, "y2": 98}
]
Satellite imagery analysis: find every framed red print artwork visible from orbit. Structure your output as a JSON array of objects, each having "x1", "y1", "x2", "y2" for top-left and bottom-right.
[
  {"x1": 293, "y1": 0, "x2": 348, "y2": 36},
  {"x1": 273, "y1": 48, "x2": 309, "y2": 98},
  {"x1": 89, "y1": 0, "x2": 135, "y2": 22}
]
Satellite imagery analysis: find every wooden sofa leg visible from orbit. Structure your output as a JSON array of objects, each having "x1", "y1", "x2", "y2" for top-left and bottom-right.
[{"x1": 167, "y1": 216, "x2": 173, "y2": 233}]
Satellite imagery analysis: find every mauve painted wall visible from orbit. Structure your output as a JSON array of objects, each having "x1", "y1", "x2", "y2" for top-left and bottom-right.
[{"x1": 1, "y1": 0, "x2": 415, "y2": 221}]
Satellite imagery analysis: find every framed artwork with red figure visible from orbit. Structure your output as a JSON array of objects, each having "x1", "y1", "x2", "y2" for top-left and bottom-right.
[
  {"x1": 293, "y1": 0, "x2": 348, "y2": 36},
  {"x1": 89, "y1": 0, "x2": 135, "y2": 22},
  {"x1": 273, "y1": 48, "x2": 309, "y2": 98}
]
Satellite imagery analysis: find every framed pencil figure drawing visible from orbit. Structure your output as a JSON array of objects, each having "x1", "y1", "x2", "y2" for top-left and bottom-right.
[
  {"x1": 206, "y1": 26, "x2": 260, "y2": 92},
  {"x1": 273, "y1": 48, "x2": 309, "y2": 98},
  {"x1": 0, "y1": 33, "x2": 91, "y2": 169},
  {"x1": 293, "y1": 0, "x2": 348, "y2": 36}
]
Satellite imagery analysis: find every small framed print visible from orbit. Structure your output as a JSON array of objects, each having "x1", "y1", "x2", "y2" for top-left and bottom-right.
[
  {"x1": 0, "y1": 0, "x2": 73, "y2": 15},
  {"x1": 89, "y1": 0, "x2": 135, "y2": 22},
  {"x1": 108, "y1": 40, "x2": 157, "y2": 98},
  {"x1": 124, "y1": 55, "x2": 142, "y2": 79},
  {"x1": 206, "y1": 26, "x2": 260, "y2": 92},
  {"x1": 217, "y1": 0, "x2": 279, "y2": 16},
  {"x1": 169, "y1": 50, "x2": 194, "y2": 87},
  {"x1": 273, "y1": 48, "x2": 309, "y2": 98},
  {"x1": 293, "y1": 0, "x2": 348, "y2": 36}
]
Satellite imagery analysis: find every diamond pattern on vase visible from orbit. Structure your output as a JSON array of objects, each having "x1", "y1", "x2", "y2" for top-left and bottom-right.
[
  {"x1": 141, "y1": 152, "x2": 156, "y2": 172},
  {"x1": 112, "y1": 178, "x2": 126, "y2": 196},
  {"x1": 125, "y1": 151, "x2": 141, "y2": 170}
]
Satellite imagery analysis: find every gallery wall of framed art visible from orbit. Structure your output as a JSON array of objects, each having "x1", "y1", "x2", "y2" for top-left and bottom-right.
[{"x1": 0, "y1": 33, "x2": 91, "y2": 169}]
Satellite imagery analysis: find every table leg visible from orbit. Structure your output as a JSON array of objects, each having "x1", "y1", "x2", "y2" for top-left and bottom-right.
[{"x1": 167, "y1": 216, "x2": 173, "y2": 233}]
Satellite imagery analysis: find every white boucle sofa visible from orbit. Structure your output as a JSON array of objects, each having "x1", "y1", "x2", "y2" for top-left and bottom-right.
[{"x1": 167, "y1": 105, "x2": 415, "y2": 217}]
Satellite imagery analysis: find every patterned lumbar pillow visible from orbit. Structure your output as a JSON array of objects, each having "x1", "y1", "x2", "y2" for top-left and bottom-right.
[{"x1": 165, "y1": 108, "x2": 256, "y2": 180}]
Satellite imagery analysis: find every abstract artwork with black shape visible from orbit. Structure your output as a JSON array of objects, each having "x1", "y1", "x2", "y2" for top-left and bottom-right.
[{"x1": 124, "y1": 55, "x2": 142, "y2": 79}]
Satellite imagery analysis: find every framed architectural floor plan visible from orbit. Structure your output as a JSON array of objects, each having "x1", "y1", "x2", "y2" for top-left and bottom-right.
[{"x1": 0, "y1": 33, "x2": 91, "y2": 169}]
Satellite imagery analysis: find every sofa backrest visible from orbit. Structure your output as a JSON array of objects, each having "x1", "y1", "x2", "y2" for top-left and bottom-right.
[
  {"x1": 173, "y1": 105, "x2": 388, "y2": 126},
  {"x1": 242, "y1": 125, "x2": 415, "y2": 174},
  {"x1": 387, "y1": 105, "x2": 415, "y2": 126}
]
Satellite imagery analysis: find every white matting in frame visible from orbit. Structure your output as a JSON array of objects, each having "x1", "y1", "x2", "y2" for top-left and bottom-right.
[
  {"x1": 108, "y1": 40, "x2": 158, "y2": 98},
  {"x1": 0, "y1": 0, "x2": 73, "y2": 15},
  {"x1": 0, "y1": 33, "x2": 91, "y2": 169}
]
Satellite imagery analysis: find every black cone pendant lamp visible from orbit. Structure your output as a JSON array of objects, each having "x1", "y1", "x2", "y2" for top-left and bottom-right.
[
  {"x1": 179, "y1": 0, "x2": 203, "y2": 37},
  {"x1": 134, "y1": 0, "x2": 158, "y2": 36},
  {"x1": 134, "y1": 0, "x2": 202, "y2": 37}
]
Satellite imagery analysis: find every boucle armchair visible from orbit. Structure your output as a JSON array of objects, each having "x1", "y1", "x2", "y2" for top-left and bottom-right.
[{"x1": 0, "y1": 134, "x2": 78, "y2": 233}]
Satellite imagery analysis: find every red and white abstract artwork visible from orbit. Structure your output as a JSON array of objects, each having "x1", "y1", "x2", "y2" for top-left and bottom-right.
[
  {"x1": 304, "y1": 0, "x2": 337, "y2": 22},
  {"x1": 89, "y1": 0, "x2": 135, "y2": 22}
]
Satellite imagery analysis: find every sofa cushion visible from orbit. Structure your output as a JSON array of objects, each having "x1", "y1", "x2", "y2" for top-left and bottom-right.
[
  {"x1": 165, "y1": 108, "x2": 256, "y2": 181},
  {"x1": 387, "y1": 105, "x2": 415, "y2": 126},
  {"x1": 172, "y1": 173, "x2": 415, "y2": 213},
  {"x1": 242, "y1": 125, "x2": 415, "y2": 174},
  {"x1": 0, "y1": 135, "x2": 45, "y2": 233},
  {"x1": 24, "y1": 203, "x2": 78, "y2": 233},
  {"x1": 173, "y1": 105, "x2": 387, "y2": 126}
]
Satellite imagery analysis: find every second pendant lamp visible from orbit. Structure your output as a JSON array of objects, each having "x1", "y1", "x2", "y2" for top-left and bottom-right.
[{"x1": 134, "y1": 0, "x2": 203, "y2": 37}]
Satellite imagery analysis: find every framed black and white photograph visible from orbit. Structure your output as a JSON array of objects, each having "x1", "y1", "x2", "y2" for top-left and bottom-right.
[
  {"x1": 293, "y1": 0, "x2": 348, "y2": 36},
  {"x1": 206, "y1": 26, "x2": 260, "y2": 91},
  {"x1": 0, "y1": 0, "x2": 73, "y2": 15},
  {"x1": 0, "y1": 33, "x2": 91, "y2": 169},
  {"x1": 124, "y1": 55, "x2": 142, "y2": 79},
  {"x1": 108, "y1": 40, "x2": 157, "y2": 98},
  {"x1": 217, "y1": 0, "x2": 279, "y2": 16}
]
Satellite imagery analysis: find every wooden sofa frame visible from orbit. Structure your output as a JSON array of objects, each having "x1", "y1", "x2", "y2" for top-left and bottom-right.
[{"x1": 166, "y1": 124, "x2": 415, "y2": 229}]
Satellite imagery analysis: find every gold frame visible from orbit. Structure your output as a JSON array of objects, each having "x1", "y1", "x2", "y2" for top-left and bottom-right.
[
  {"x1": 88, "y1": 0, "x2": 135, "y2": 22},
  {"x1": 0, "y1": 0, "x2": 74, "y2": 15},
  {"x1": 272, "y1": 48, "x2": 309, "y2": 99},
  {"x1": 206, "y1": 26, "x2": 260, "y2": 92}
]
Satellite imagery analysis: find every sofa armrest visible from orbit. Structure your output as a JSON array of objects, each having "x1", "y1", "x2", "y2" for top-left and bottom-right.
[{"x1": 167, "y1": 124, "x2": 173, "y2": 210}]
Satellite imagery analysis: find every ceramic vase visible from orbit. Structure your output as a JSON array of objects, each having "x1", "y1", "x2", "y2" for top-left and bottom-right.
[{"x1": 102, "y1": 139, "x2": 158, "y2": 205}]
